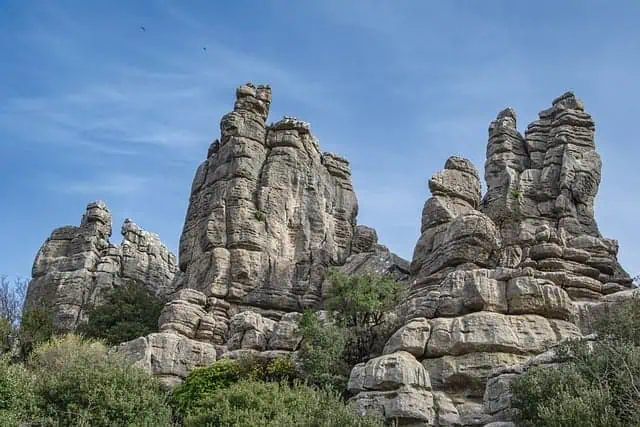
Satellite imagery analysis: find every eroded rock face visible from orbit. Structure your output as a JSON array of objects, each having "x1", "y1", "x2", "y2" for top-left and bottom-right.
[
  {"x1": 349, "y1": 92, "x2": 633, "y2": 426},
  {"x1": 178, "y1": 83, "x2": 359, "y2": 320},
  {"x1": 24, "y1": 201, "x2": 178, "y2": 331},
  {"x1": 112, "y1": 83, "x2": 408, "y2": 386}
]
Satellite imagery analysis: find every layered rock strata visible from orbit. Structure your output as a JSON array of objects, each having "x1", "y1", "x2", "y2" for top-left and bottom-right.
[
  {"x1": 349, "y1": 92, "x2": 633, "y2": 425},
  {"x1": 24, "y1": 201, "x2": 178, "y2": 331},
  {"x1": 117, "y1": 83, "x2": 408, "y2": 383}
]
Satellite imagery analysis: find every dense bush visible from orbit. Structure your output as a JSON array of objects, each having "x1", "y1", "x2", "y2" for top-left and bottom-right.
[
  {"x1": 182, "y1": 379, "x2": 384, "y2": 427},
  {"x1": 511, "y1": 296, "x2": 640, "y2": 426},
  {"x1": 297, "y1": 309, "x2": 349, "y2": 390},
  {"x1": 0, "y1": 356, "x2": 37, "y2": 425},
  {"x1": 18, "y1": 305, "x2": 56, "y2": 359},
  {"x1": 0, "y1": 334, "x2": 173, "y2": 426},
  {"x1": 296, "y1": 271, "x2": 404, "y2": 391},
  {"x1": 171, "y1": 356, "x2": 298, "y2": 418},
  {"x1": 78, "y1": 283, "x2": 164, "y2": 345},
  {"x1": 324, "y1": 269, "x2": 404, "y2": 366}
]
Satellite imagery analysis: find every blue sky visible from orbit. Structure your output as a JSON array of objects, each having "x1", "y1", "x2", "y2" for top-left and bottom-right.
[{"x1": 1, "y1": 1, "x2": 640, "y2": 280}]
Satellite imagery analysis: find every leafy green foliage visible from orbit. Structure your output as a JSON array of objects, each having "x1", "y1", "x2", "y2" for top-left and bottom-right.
[
  {"x1": 79, "y1": 283, "x2": 164, "y2": 345},
  {"x1": 324, "y1": 270, "x2": 404, "y2": 366},
  {"x1": 0, "y1": 334, "x2": 172, "y2": 426},
  {"x1": 297, "y1": 309, "x2": 348, "y2": 390},
  {"x1": 18, "y1": 306, "x2": 56, "y2": 359},
  {"x1": 324, "y1": 270, "x2": 403, "y2": 329},
  {"x1": 510, "y1": 188, "x2": 523, "y2": 199},
  {"x1": 182, "y1": 379, "x2": 384, "y2": 427},
  {"x1": 0, "y1": 356, "x2": 37, "y2": 424},
  {"x1": 28, "y1": 334, "x2": 173, "y2": 427},
  {"x1": 254, "y1": 210, "x2": 266, "y2": 222},
  {"x1": 171, "y1": 356, "x2": 298, "y2": 419},
  {"x1": 511, "y1": 296, "x2": 640, "y2": 426}
]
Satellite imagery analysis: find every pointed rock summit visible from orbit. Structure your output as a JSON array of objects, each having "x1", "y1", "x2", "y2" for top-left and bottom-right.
[
  {"x1": 347, "y1": 91, "x2": 633, "y2": 426},
  {"x1": 24, "y1": 201, "x2": 178, "y2": 331}
]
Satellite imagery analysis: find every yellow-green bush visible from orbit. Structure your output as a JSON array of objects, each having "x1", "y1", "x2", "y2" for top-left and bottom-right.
[
  {"x1": 183, "y1": 379, "x2": 384, "y2": 427},
  {"x1": 0, "y1": 334, "x2": 173, "y2": 427},
  {"x1": 171, "y1": 355, "x2": 298, "y2": 419}
]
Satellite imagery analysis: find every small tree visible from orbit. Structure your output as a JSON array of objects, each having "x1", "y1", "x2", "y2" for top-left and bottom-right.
[
  {"x1": 79, "y1": 283, "x2": 164, "y2": 345},
  {"x1": 297, "y1": 309, "x2": 348, "y2": 390},
  {"x1": 324, "y1": 270, "x2": 404, "y2": 365},
  {"x1": 0, "y1": 275, "x2": 28, "y2": 353},
  {"x1": 17, "y1": 306, "x2": 56, "y2": 360}
]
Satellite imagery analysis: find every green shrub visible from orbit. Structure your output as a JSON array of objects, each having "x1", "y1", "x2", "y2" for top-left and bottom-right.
[
  {"x1": 0, "y1": 317, "x2": 11, "y2": 354},
  {"x1": 172, "y1": 355, "x2": 298, "y2": 418},
  {"x1": 511, "y1": 296, "x2": 640, "y2": 426},
  {"x1": 0, "y1": 356, "x2": 37, "y2": 424},
  {"x1": 254, "y1": 210, "x2": 266, "y2": 222},
  {"x1": 18, "y1": 306, "x2": 56, "y2": 359},
  {"x1": 264, "y1": 356, "x2": 297, "y2": 382},
  {"x1": 78, "y1": 283, "x2": 164, "y2": 345},
  {"x1": 28, "y1": 334, "x2": 172, "y2": 427},
  {"x1": 183, "y1": 379, "x2": 384, "y2": 427},
  {"x1": 297, "y1": 309, "x2": 349, "y2": 390},
  {"x1": 171, "y1": 358, "x2": 243, "y2": 416}
]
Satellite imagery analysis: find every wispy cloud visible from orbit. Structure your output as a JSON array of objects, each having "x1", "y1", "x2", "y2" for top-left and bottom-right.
[{"x1": 49, "y1": 173, "x2": 152, "y2": 196}]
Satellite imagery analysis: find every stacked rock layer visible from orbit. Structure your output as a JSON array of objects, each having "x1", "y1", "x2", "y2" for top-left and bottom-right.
[
  {"x1": 347, "y1": 92, "x2": 633, "y2": 426},
  {"x1": 117, "y1": 83, "x2": 409, "y2": 386}
]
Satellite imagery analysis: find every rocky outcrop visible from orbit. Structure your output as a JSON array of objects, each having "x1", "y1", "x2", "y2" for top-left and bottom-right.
[
  {"x1": 113, "y1": 83, "x2": 408, "y2": 383},
  {"x1": 349, "y1": 92, "x2": 633, "y2": 425},
  {"x1": 24, "y1": 201, "x2": 178, "y2": 331},
  {"x1": 178, "y1": 85, "x2": 358, "y2": 318}
]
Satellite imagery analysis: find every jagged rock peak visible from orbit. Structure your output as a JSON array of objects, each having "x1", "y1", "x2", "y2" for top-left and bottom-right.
[
  {"x1": 234, "y1": 82, "x2": 272, "y2": 119},
  {"x1": 24, "y1": 201, "x2": 179, "y2": 331},
  {"x1": 352, "y1": 92, "x2": 633, "y2": 426},
  {"x1": 269, "y1": 115, "x2": 311, "y2": 133}
]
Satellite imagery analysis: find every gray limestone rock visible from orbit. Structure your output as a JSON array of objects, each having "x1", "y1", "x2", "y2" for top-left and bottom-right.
[{"x1": 24, "y1": 201, "x2": 178, "y2": 332}]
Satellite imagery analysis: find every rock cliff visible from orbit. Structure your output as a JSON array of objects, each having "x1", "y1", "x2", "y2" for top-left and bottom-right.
[
  {"x1": 23, "y1": 84, "x2": 634, "y2": 424},
  {"x1": 348, "y1": 92, "x2": 633, "y2": 426},
  {"x1": 115, "y1": 83, "x2": 409, "y2": 386},
  {"x1": 24, "y1": 201, "x2": 178, "y2": 331}
]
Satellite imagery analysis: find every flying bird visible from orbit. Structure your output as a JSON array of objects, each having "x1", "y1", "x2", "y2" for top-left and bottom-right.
[
  {"x1": 140, "y1": 25, "x2": 146, "y2": 32},
  {"x1": 202, "y1": 46, "x2": 207, "y2": 52}
]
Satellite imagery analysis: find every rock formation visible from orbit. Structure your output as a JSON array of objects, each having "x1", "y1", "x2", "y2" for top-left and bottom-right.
[
  {"x1": 117, "y1": 83, "x2": 409, "y2": 386},
  {"x1": 23, "y1": 83, "x2": 634, "y2": 424},
  {"x1": 348, "y1": 92, "x2": 633, "y2": 425},
  {"x1": 24, "y1": 201, "x2": 178, "y2": 331}
]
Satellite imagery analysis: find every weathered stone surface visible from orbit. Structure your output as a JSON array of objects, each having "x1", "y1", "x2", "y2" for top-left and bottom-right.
[
  {"x1": 268, "y1": 312, "x2": 302, "y2": 351},
  {"x1": 380, "y1": 92, "x2": 633, "y2": 424},
  {"x1": 423, "y1": 352, "x2": 528, "y2": 396},
  {"x1": 338, "y1": 227, "x2": 410, "y2": 282},
  {"x1": 25, "y1": 84, "x2": 636, "y2": 425},
  {"x1": 349, "y1": 352, "x2": 435, "y2": 424},
  {"x1": 116, "y1": 332, "x2": 216, "y2": 388},
  {"x1": 383, "y1": 318, "x2": 431, "y2": 357},
  {"x1": 426, "y1": 312, "x2": 581, "y2": 357},
  {"x1": 24, "y1": 201, "x2": 178, "y2": 332},
  {"x1": 178, "y1": 84, "x2": 359, "y2": 315}
]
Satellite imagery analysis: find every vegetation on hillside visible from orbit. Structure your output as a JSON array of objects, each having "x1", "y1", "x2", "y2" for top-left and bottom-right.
[
  {"x1": 78, "y1": 283, "x2": 164, "y2": 345},
  {"x1": 297, "y1": 269, "x2": 405, "y2": 391},
  {"x1": 511, "y1": 296, "x2": 640, "y2": 426}
]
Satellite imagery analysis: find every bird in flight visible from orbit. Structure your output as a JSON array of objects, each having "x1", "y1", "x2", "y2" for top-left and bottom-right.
[
  {"x1": 203, "y1": 46, "x2": 207, "y2": 52},
  {"x1": 140, "y1": 25, "x2": 146, "y2": 32}
]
